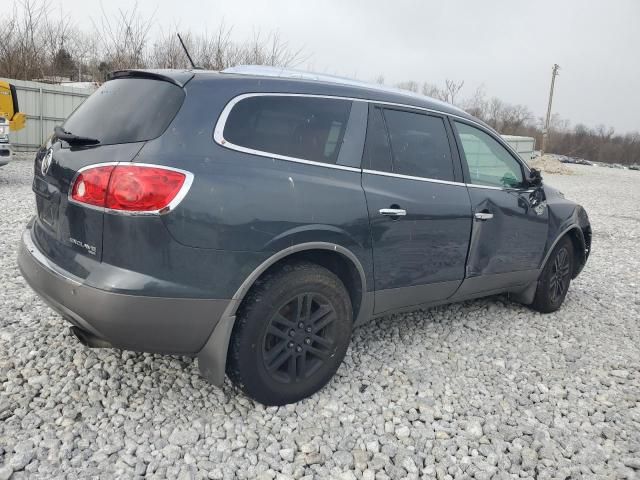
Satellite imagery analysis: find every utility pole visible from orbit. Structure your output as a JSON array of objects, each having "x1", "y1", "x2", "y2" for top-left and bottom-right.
[{"x1": 541, "y1": 63, "x2": 560, "y2": 156}]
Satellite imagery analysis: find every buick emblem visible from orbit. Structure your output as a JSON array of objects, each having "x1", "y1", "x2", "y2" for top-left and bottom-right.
[{"x1": 41, "y1": 149, "x2": 53, "y2": 176}]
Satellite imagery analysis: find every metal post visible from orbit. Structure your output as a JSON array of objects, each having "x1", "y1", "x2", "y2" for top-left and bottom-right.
[
  {"x1": 39, "y1": 87, "x2": 44, "y2": 146},
  {"x1": 541, "y1": 64, "x2": 560, "y2": 156}
]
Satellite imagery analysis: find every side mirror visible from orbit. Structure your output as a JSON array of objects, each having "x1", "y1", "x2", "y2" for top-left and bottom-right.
[{"x1": 526, "y1": 168, "x2": 543, "y2": 188}]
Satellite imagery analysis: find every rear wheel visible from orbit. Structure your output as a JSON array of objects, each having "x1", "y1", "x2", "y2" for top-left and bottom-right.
[
  {"x1": 530, "y1": 236, "x2": 574, "y2": 313},
  {"x1": 226, "y1": 262, "x2": 352, "y2": 405}
]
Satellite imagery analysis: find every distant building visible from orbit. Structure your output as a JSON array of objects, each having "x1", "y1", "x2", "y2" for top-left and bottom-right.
[{"x1": 502, "y1": 135, "x2": 535, "y2": 162}]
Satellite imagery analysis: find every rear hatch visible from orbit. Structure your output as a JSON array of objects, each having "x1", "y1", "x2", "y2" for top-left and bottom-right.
[{"x1": 32, "y1": 72, "x2": 189, "y2": 268}]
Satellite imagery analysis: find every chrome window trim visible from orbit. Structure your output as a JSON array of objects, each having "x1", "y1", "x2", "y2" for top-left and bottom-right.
[
  {"x1": 361, "y1": 169, "x2": 526, "y2": 191},
  {"x1": 67, "y1": 162, "x2": 194, "y2": 216},
  {"x1": 362, "y1": 169, "x2": 467, "y2": 187},
  {"x1": 213, "y1": 92, "x2": 530, "y2": 178},
  {"x1": 213, "y1": 93, "x2": 363, "y2": 173},
  {"x1": 465, "y1": 183, "x2": 507, "y2": 191}
]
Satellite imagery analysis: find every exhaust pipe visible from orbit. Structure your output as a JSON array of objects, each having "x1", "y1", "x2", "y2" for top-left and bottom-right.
[{"x1": 70, "y1": 326, "x2": 112, "y2": 349}]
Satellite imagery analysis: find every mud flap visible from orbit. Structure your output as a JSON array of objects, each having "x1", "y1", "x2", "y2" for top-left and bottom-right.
[
  {"x1": 197, "y1": 313, "x2": 237, "y2": 386},
  {"x1": 509, "y1": 279, "x2": 538, "y2": 305}
]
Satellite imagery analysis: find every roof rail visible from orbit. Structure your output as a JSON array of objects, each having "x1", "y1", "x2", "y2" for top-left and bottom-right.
[{"x1": 221, "y1": 65, "x2": 461, "y2": 113}]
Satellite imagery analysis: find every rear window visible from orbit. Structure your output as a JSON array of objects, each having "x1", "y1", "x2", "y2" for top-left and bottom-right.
[
  {"x1": 63, "y1": 78, "x2": 185, "y2": 145},
  {"x1": 223, "y1": 96, "x2": 352, "y2": 164}
]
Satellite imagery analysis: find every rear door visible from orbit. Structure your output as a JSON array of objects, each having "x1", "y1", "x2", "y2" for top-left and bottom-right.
[
  {"x1": 451, "y1": 120, "x2": 548, "y2": 294},
  {"x1": 32, "y1": 76, "x2": 186, "y2": 264},
  {"x1": 361, "y1": 105, "x2": 472, "y2": 314}
]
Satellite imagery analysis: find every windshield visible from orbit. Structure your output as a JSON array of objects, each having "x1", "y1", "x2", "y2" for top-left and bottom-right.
[{"x1": 63, "y1": 78, "x2": 185, "y2": 145}]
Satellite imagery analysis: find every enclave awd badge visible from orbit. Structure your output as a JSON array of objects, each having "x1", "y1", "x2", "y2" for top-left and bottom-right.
[
  {"x1": 41, "y1": 148, "x2": 53, "y2": 176},
  {"x1": 69, "y1": 237, "x2": 97, "y2": 255}
]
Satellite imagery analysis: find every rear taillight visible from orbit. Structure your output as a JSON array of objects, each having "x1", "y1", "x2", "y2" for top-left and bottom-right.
[
  {"x1": 70, "y1": 163, "x2": 191, "y2": 214},
  {"x1": 71, "y1": 165, "x2": 114, "y2": 208}
]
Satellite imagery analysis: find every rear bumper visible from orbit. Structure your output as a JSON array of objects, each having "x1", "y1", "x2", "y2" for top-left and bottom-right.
[
  {"x1": 18, "y1": 224, "x2": 231, "y2": 355},
  {"x1": 0, "y1": 142, "x2": 9, "y2": 165}
]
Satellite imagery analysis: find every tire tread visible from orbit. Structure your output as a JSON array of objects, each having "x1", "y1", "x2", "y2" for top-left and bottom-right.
[
  {"x1": 530, "y1": 236, "x2": 574, "y2": 313},
  {"x1": 226, "y1": 261, "x2": 352, "y2": 404}
]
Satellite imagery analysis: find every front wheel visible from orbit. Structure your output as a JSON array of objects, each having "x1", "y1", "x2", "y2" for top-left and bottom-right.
[
  {"x1": 530, "y1": 236, "x2": 574, "y2": 313},
  {"x1": 226, "y1": 262, "x2": 353, "y2": 405}
]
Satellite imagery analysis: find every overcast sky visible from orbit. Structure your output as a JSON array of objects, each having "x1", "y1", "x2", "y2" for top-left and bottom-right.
[{"x1": 62, "y1": 0, "x2": 639, "y2": 133}]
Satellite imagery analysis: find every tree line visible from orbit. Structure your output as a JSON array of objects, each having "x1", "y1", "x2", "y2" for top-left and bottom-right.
[
  {"x1": 0, "y1": 0, "x2": 306, "y2": 82},
  {"x1": 2, "y1": 0, "x2": 637, "y2": 165}
]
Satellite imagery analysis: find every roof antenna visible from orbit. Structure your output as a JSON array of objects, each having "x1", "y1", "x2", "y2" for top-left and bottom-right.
[{"x1": 177, "y1": 33, "x2": 198, "y2": 69}]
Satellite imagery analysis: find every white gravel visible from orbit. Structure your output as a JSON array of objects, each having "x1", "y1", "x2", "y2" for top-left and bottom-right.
[{"x1": 1, "y1": 156, "x2": 639, "y2": 479}]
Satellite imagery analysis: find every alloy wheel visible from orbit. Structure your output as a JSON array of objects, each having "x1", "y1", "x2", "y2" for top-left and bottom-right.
[
  {"x1": 262, "y1": 293, "x2": 338, "y2": 383},
  {"x1": 549, "y1": 246, "x2": 571, "y2": 303}
]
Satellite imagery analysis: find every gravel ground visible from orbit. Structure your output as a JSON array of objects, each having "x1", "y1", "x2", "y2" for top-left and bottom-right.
[{"x1": 1, "y1": 155, "x2": 639, "y2": 480}]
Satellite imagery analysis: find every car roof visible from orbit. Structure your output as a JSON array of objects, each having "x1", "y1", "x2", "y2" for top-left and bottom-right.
[
  {"x1": 223, "y1": 66, "x2": 469, "y2": 113},
  {"x1": 196, "y1": 65, "x2": 477, "y2": 122},
  {"x1": 111, "y1": 66, "x2": 481, "y2": 124}
]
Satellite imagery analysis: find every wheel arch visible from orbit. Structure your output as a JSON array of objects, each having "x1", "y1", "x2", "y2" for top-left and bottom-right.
[
  {"x1": 539, "y1": 225, "x2": 587, "y2": 279},
  {"x1": 230, "y1": 243, "x2": 367, "y2": 320},
  {"x1": 197, "y1": 242, "x2": 370, "y2": 386}
]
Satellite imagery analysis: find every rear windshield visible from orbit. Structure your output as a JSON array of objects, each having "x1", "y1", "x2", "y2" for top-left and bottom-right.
[
  {"x1": 223, "y1": 96, "x2": 352, "y2": 164},
  {"x1": 63, "y1": 78, "x2": 185, "y2": 145}
]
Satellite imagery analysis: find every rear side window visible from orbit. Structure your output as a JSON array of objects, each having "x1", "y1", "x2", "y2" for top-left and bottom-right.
[
  {"x1": 223, "y1": 96, "x2": 352, "y2": 164},
  {"x1": 63, "y1": 78, "x2": 185, "y2": 145},
  {"x1": 383, "y1": 109, "x2": 454, "y2": 181},
  {"x1": 362, "y1": 106, "x2": 392, "y2": 172}
]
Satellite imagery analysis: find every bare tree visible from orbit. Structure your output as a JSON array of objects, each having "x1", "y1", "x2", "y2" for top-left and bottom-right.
[
  {"x1": 147, "y1": 25, "x2": 307, "y2": 70},
  {"x1": 421, "y1": 82, "x2": 445, "y2": 100},
  {"x1": 92, "y1": 2, "x2": 155, "y2": 70},
  {"x1": 1, "y1": 0, "x2": 308, "y2": 81},
  {"x1": 401, "y1": 79, "x2": 464, "y2": 104},
  {"x1": 396, "y1": 80, "x2": 419, "y2": 93},
  {"x1": 442, "y1": 79, "x2": 464, "y2": 105},
  {"x1": 0, "y1": 0, "x2": 50, "y2": 79},
  {"x1": 462, "y1": 85, "x2": 487, "y2": 118},
  {"x1": 240, "y1": 29, "x2": 306, "y2": 67}
]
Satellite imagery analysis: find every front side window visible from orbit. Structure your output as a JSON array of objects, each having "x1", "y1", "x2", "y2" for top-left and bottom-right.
[
  {"x1": 383, "y1": 109, "x2": 454, "y2": 181},
  {"x1": 223, "y1": 96, "x2": 352, "y2": 164},
  {"x1": 455, "y1": 122, "x2": 524, "y2": 188}
]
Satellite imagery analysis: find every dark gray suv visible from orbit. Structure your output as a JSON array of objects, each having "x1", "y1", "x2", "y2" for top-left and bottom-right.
[{"x1": 18, "y1": 66, "x2": 591, "y2": 405}]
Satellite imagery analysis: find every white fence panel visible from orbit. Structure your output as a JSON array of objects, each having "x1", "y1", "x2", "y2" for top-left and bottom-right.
[
  {"x1": 502, "y1": 135, "x2": 536, "y2": 162},
  {"x1": 1, "y1": 78, "x2": 94, "y2": 151}
]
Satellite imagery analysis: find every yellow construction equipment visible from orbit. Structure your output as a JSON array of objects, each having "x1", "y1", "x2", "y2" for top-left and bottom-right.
[{"x1": 0, "y1": 81, "x2": 26, "y2": 132}]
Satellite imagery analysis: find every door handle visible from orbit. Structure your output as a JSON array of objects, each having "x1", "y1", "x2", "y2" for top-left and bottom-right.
[
  {"x1": 379, "y1": 208, "x2": 407, "y2": 217},
  {"x1": 474, "y1": 212, "x2": 494, "y2": 221}
]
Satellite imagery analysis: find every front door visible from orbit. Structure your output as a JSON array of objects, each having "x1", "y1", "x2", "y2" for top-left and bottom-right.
[
  {"x1": 361, "y1": 105, "x2": 472, "y2": 314},
  {"x1": 452, "y1": 120, "x2": 549, "y2": 294}
]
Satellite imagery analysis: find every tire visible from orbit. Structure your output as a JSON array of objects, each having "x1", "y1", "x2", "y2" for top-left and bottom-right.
[
  {"x1": 530, "y1": 236, "x2": 574, "y2": 313},
  {"x1": 226, "y1": 262, "x2": 353, "y2": 405}
]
